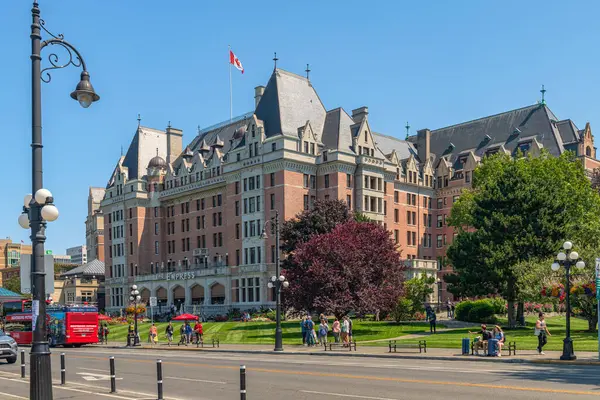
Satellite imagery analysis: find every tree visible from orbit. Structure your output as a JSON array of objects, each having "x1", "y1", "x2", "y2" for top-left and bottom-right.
[
  {"x1": 445, "y1": 151, "x2": 600, "y2": 327},
  {"x1": 3, "y1": 276, "x2": 22, "y2": 294},
  {"x1": 404, "y1": 275, "x2": 436, "y2": 311},
  {"x1": 283, "y1": 221, "x2": 405, "y2": 317}
]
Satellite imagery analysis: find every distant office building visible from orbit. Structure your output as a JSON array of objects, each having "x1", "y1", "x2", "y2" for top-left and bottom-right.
[
  {"x1": 0, "y1": 238, "x2": 32, "y2": 287},
  {"x1": 85, "y1": 187, "x2": 105, "y2": 262},
  {"x1": 66, "y1": 245, "x2": 87, "y2": 265},
  {"x1": 53, "y1": 254, "x2": 73, "y2": 265}
]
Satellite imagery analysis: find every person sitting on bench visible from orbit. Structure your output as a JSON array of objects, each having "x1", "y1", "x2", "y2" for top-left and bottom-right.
[{"x1": 469, "y1": 324, "x2": 491, "y2": 355}]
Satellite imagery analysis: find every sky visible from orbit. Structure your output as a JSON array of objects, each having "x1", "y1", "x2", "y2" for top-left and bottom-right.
[{"x1": 2, "y1": 0, "x2": 600, "y2": 254}]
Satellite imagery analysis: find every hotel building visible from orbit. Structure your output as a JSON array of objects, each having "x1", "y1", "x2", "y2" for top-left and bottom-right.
[{"x1": 97, "y1": 67, "x2": 598, "y2": 315}]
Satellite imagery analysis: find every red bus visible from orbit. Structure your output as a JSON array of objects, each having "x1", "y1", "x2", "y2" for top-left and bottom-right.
[
  {"x1": 1, "y1": 300, "x2": 31, "y2": 315},
  {"x1": 4, "y1": 305, "x2": 99, "y2": 347}
]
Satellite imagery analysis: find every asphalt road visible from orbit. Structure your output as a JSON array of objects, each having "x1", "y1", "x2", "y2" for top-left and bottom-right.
[{"x1": 1, "y1": 347, "x2": 600, "y2": 399}]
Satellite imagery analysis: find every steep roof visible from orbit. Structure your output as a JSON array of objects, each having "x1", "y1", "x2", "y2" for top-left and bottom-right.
[
  {"x1": 122, "y1": 126, "x2": 169, "y2": 180},
  {"x1": 255, "y1": 69, "x2": 327, "y2": 139},
  {"x1": 373, "y1": 132, "x2": 417, "y2": 160},
  {"x1": 61, "y1": 259, "x2": 105, "y2": 277},
  {"x1": 189, "y1": 113, "x2": 252, "y2": 156},
  {"x1": 556, "y1": 119, "x2": 580, "y2": 144},
  {"x1": 411, "y1": 104, "x2": 565, "y2": 161},
  {"x1": 322, "y1": 108, "x2": 355, "y2": 152}
]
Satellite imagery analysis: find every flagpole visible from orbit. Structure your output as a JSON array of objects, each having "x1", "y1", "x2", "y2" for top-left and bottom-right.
[{"x1": 228, "y1": 45, "x2": 232, "y2": 122}]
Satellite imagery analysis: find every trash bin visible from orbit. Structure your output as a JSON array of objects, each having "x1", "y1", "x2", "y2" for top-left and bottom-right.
[
  {"x1": 487, "y1": 338, "x2": 498, "y2": 356},
  {"x1": 461, "y1": 338, "x2": 470, "y2": 355}
]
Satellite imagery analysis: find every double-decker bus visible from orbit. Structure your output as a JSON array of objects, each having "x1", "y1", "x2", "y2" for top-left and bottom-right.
[
  {"x1": 4, "y1": 304, "x2": 99, "y2": 347},
  {"x1": 1, "y1": 300, "x2": 31, "y2": 316}
]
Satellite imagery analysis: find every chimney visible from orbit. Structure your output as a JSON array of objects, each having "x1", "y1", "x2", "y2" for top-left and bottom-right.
[
  {"x1": 254, "y1": 86, "x2": 265, "y2": 108},
  {"x1": 166, "y1": 126, "x2": 183, "y2": 164},
  {"x1": 351, "y1": 106, "x2": 369, "y2": 123},
  {"x1": 417, "y1": 129, "x2": 431, "y2": 163}
]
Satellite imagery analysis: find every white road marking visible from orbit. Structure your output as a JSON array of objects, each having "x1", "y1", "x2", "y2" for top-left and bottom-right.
[
  {"x1": 78, "y1": 367, "x2": 109, "y2": 372},
  {"x1": 52, "y1": 385, "x2": 136, "y2": 399},
  {"x1": 0, "y1": 392, "x2": 28, "y2": 399},
  {"x1": 166, "y1": 376, "x2": 227, "y2": 384},
  {"x1": 302, "y1": 390, "x2": 397, "y2": 400},
  {"x1": 77, "y1": 372, "x2": 123, "y2": 381}
]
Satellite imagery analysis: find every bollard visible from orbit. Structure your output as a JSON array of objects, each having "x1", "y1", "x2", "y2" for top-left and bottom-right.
[
  {"x1": 109, "y1": 356, "x2": 116, "y2": 393},
  {"x1": 156, "y1": 359, "x2": 163, "y2": 400},
  {"x1": 240, "y1": 365, "x2": 246, "y2": 400},
  {"x1": 60, "y1": 353, "x2": 66, "y2": 385},
  {"x1": 20, "y1": 350, "x2": 25, "y2": 378}
]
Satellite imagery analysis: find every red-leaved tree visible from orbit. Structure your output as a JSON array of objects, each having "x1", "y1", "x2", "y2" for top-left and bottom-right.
[{"x1": 283, "y1": 220, "x2": 405, "y2": 317}]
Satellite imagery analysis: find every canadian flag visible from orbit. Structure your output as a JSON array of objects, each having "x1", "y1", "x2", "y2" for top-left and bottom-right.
[{"x1": 229, "y1": 49, "x2": 244, "y2": 74}]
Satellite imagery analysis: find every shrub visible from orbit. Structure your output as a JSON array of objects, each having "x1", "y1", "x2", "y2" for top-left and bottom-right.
[
  {"x1": 214, "y1": 315, "x2": 228, "y2": 322},
  {"x1": 489, "y1": 297, "x2": 506, "y2": 315},
  {"x1": 467, "y1": 301, "x2": 497, "y2": 324},
  {"x1": 265, "y1": 309, "x2": 276, "y2": 321},
  {"x1": 392, "y1": 297, "x2": 415, "y2": 322},
  {"x1": 454, "y1": 301, "x2": 475, "y2": 322}
]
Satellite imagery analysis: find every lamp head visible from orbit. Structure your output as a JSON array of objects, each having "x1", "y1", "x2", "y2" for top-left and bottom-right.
[
  {"x1": 576, "y1": 260, "x2": 585, "y2": 270},
  {"x1": 70, "y1": 71, "x2": 100, "y2": 108},
  {"x1": 563, "y1": 241, "x2": 573, "y2": 250},
  {"x1": 557, "y1": 252, "x2": 567, "y2": 261},
  {"x1": 260, "y1": 229, "x2": 268, "y2": 240},
  {"x1": 551, "y1": 262, "x2": 560, "y2": 271},
  {"x1": 569, "y1": 251, "x2": 579, "y2": 261}
]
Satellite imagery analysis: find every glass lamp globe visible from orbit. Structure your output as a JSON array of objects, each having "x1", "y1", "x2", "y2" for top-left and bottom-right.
[
  {"x1": 136, "y1": 295, "x2": 141, "y2": 301},
  {"x1": 34, "y1": 188, "x2": 52, "y2": 205},
  {"x1": 132, "y1": 285, "x2": 138, "y2": 290},
  {"x1": 129, "y1": 296, "x2": 134, "y2": 301},
  {"x1": 41, "y1": 204, "x2": 59, "y2": 222},
  {"x1": 569, "y1": 251, "x2": 579, "y2": 261},
  {"x1": 279, "y1": 275, "x2": 285, "y2": 282},
  {"x1": 283, "y1": 281, "x2": 290, "y2": 288},
  {"x1": 24, "y1": 194, "x2": 32, "y2": 208},
  {"x1": 576, "y1": 260, "x2": 585, "y2": 269},
  {"x1": 267, "y1": 282, "x2": 273, "y2": 289},
  {"x1": 133, "y1": 290, "x2": 139, "y2": 295},
  {"x1": 271, "y1": 276, "x2": 277, "y2": 282},
  {"x1": 551, "y1": 262, "x2": 560, "y2": 271},
  {"x1": 557, "y1": 252, "x2": 567, "y2": 261},
  {"x1": 18, "y1": 214, "x2": 30, "y2": 229},
  {"x1": 563, "y1": 241, "x2": 573, "y2": 250}
]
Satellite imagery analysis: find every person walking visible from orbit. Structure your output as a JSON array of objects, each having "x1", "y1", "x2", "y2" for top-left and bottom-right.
[
  {"x1": 332, "y1": 318, "x2": 341, "y2": 343},
  {"x1": 306, "y1": 316, "x2": 316, "y2": 347},
  {"x1": 535, "y1": 312, "x2": 551, "y2": 355},
  {"x1": 347, "y1": 316, "x2": 354, "y2": 343},
  {"x1": 165, "y1": 322, "x2": 174, "y2": 346},
  {"x1": 450, "y1": 302, "x2": 456, "y2": 319},
  {"x1": 102, "y1": 324, "x2": 109, "y2": 344},
  {"x1": 300, "y1": 316, "x2": 308, "y2": 346},
  {"x1": 178, "y1": 324, "x2": 186, "y2": 346},
  {"x1": 428, "y1": 308, "x2": 437, "y2": 334},
  {"x1": 446, "y1": 300, "x2": 452, "y2": 318},
  {"x1": 318, "y1": 319, "x2": 329, "y2": 346},
  {"x1": 184, "y1": 322, "x2": 193, "y2": 345},
  {"x1": 149, "y1": 323, "x2": 158, "y2": 345}
]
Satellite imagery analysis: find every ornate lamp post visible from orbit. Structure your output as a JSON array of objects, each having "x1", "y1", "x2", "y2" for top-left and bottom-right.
[
  {"x1": 130, "y1": 285, "x2": 141, "y2": 346},
  {"x1": 17, "y1": 2, "x2": 99, "y2": 399},
  {"x1": 261, "y1": 210, "x2": 288, "y2": 351},
  {"x1": 551, "y1": 241, "x2": 585, "y2": 360}
]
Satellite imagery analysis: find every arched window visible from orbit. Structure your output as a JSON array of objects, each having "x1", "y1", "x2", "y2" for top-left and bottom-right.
[{"x1": 586, "y1": 146, "x2": 592, "y2": 157}]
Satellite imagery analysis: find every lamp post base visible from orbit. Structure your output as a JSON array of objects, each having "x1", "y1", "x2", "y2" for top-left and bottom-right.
[
  {"x1": 274, "y1": 327, "x2": 284, "y2": 352},
  {"x1": 560, "y1": 337, "x2": 576, "y2": 361},
  {"x1": 30, "y1": 342, "x2": 53, "y2": 400}
]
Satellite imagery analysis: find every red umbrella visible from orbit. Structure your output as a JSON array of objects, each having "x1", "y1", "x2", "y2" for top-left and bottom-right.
[
  {"x1": 98, "y1": 314, "x2": 111, "y2": 321},
  {"x1": 172, "y1": 313, "x2": 199, "y2": 321}
]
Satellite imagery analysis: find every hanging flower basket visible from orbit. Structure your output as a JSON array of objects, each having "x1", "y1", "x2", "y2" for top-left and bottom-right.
[
  {"x1": 570, "y1": 282, "x2": 596, "y2": 297},
  {"x1": 541, "y1": 283, "x2": 565, "y2": 299},
  {"x1": 125, "y1": 305, "x2": 147, "y2": 315}
]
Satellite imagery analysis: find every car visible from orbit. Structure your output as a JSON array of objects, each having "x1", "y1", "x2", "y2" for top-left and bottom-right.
[{"x1": 0, "y1": 330, "x2": 18, "y2": 364}]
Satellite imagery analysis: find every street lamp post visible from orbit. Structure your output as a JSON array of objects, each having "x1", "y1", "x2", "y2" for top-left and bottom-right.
[
  {"x1": 18, "y1": 2, "x2": 99, "y2": 399},
  {"x1": 551, "y1": 241, "x2": 585, "y2": 361},
  {"x1": 261, "y1": 211, "x2": 288, "y2": 352},
  {"x1": 130, "y1": 285, "x2": 141, "y2": 346}
]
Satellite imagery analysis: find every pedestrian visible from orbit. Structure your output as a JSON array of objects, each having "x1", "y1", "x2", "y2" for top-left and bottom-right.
[
  {"x1": 375, "y1": 309, "x2": 380, "y2": 322},
  {"x1": 178, "y1": 324, "x2": 186, "y2": 346},
  {"x1": 428, "y1": 308, "x2": 437, "y2": 334},
  {"x1": 300, "y1": 316, "x2": 307, "y2": 345},
  {"x1": 185, "y1": 322, "x2": 193, "y2": 344},
  {"x1": 446, "y1": 300, "x2": 452, "y2": 318},
  {"x1": 347, "y1": 316, "x2": 353, "y2": 343},
  {"x1": 102, "y1": 324, "x2": 110, "y2": 344},
  {"x1": 535, "y1": 312, "x2": 551, "y2": 355},
  {"x1": 318, "y1": 319, "x2": 329, "y2": 346},
  {"x1": 424, "y1": 304, "x2": 432, "y2": 321},
  {"x1": 450, "y1": 302, "x2": 456, "y2": 319},
  {"x1": 319, "y1": 313, "x2": 328, "y2": 325},
  {"x1": 341, "y1": 316, "x2": 350, "y2": 345},
  {"x1": 194, "y1": 320, "x2": 203, "y2": 345},
  {"x1": 332, "y1": 318, "x2": 341, "y2": 343},
  {"x1": 305, "y1": 316, "x2": 316, "y2": 346},
  {"x1": 98, "y1": 324, "x2": 104, "y2": 343},
  {"x1": 165, "y1": 322, "x2": 174, "y2": 346},
  {"x1": 149, "y1": 323, "x2": 158, "y2": 345}
]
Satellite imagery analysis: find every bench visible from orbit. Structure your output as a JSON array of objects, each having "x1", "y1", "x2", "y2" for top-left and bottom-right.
[
  {"x1": 324, "y1": 341, "x2": 357, "y2": 351},
  {"x1": 388, "y1": 340, "x2": 427, "y2": 353},
  {"x1": 470, "y1": 340, "x2": 516, "y2": 356},
  {"x1": 197, "y1": 336, "x2": 220, "y2": 348}
]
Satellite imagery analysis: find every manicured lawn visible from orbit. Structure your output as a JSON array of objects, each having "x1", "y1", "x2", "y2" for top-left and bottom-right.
[
  {"x1": 104, "y1": 320, "x2": 435, "y2": 345},
  {"x1": 398, "y1": 316, "x2": 599, "y2": 352}
]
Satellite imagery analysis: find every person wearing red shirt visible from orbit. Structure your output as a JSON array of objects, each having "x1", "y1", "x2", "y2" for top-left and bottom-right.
[{"x1": 193, "y1": 321, "x2": 203, "y2": 345}]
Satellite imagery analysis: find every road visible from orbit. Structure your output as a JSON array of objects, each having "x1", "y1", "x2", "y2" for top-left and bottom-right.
[{"x1": 0, "y1": 347, "x2": 600, "y2": 399}]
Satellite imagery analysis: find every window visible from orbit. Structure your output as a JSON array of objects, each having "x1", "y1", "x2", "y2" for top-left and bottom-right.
[
  {"x1": 212, "y1": 196, "x2": 216, "y2": 207},
  {"x1": 236, "y1": 249, "x2": 240, "y2": 266},
  {"x1": 129, "y1": 208, "x2": 133, "y2": 219},
  {"x1": 453, "y1": 195, "x2": 459, "y2": 203},
  {"x1": 303, "y1": 195, "x2": 309, "y2": 210},
  {"x1": 155, "y1": 223, "x2": 159, "y2": 235},
  {"x1": 235, "y1": 201, "x2": 240, "y2": 216},
  {"x1": 272, "y1": 142, "x2": 276, "y2": 152},
  {"x1": 324, "y1": 174, "x2": 330, "y2": 188},
  {"x1": 303, "y1": 174, "x2": 309, "y2": 188},
  {"x1": 201, "y1": 198, "x2": 205, "y2": 210},
  {"x1": 444, "y1": 197, "x2": 447, "y2": 206},
  {"x1": 346, "y1": 174, "x2": 352, "y2": 188},
  {"x1": 407, "y1": 211, "x2": 411, "y2": 225},
  {"x1": 394, "y1": 209, "x2": 399, "y2": 223},
  {"x1": 437, "y1": 215, "x2": 443, "y2": 228},
  {"x1": 201, "y1": 215, "x2": 205, "y2": 229},
  {"x1": 346, "y1": 195, "x2": 352, "y2": 209},
  {"x1": 412, "y1": 194, "x2": 416, "y2": 205},
  {"x1": 270, "y1": 193, "x2": 275, "y2": 210},
  {"x1": 394, "y1": 191, "x2": 399, "y2": 203},
  {"x1": 322, "y1": 151, "x2": 328, "y2": 161},
  {"x1": 218, "y1": 232, "x2": 223, "y2": 247},
  {"x1": 249, "y1": 177, "x2": 255, "y2": 191},
  {"x1": 437, "y1": 199, "x2": 443, "y2": 209},
  {"x1": 244, "y1": 222, "x2": 248, "y2": 238},
  {"x1": 154, "y1": 241, "x2": 159, "y2": 254},
  {"x1": 213, "y1": 213, "x2": 217, "y2": 227},
  {"x1": 310, "y1": 175, "x2": 316, "y2": 189},
  {"x1": 235, "y1": 182, "x2": 240, "y2": 194},
  {"x1": 270, "y1": 173, "x2": 275, "y2": 186},
  {"x1": 236, "y1": 224, "x2": 240, "y2": 239},
  {"x1": 304, "y1": 141, "x2": 309, "y2": 153},
  {"x1": 213, "y1": 233, "x2": 217, "y2": 247},
  {"x1": 129, "y1": 242, "x2": 133, "y2": 255},
  {"x1": 465, "y1": 171, "x2": 471, "y2": 183},
  {"x1": 437, "y1": 235, "x2": 443, "y2": 248},
  {"x1": 407, "y1": 231, "x2": 412, "y2": 246},
  {"x1": 310, "y1": 143, "x2": 315, "y2": 154},
  {"x1": 394, "y1": 230, "x2": 399, "y2": 244},
  {"x1": 256, "y1": 175, "x2": 260, "y2": 189},
  {"x1": 443, "y1": 234, "x2": 447, "y2": 245},
  {"x1": 218, "y1": 212, "x2": 223, "y2": 226},
  {"x1": 154, "y1": 207, "x2": 158, "y2": 217}
]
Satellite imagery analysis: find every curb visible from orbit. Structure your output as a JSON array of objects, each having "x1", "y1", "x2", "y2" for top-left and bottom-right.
[{"x1": 93, "y1": 344, "x2": 600, "y2": 366}]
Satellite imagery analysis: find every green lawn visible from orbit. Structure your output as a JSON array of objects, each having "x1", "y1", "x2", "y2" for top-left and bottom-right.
[
  {"x1": 399, "y1": 316, "x2": 599, "y2": 352},
  {"x1": 104, "y1": 320, "x2": 434, "y2": 345}
]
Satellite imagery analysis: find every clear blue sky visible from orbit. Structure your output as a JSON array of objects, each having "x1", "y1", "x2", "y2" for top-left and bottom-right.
[{"x1": 2, "y1": 0, "x2": 599, "y2": 254}]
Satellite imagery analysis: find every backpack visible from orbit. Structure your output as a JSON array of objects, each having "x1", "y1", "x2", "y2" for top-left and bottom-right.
[{"x1": 319, "y1": 326, "x2": 327, "y2": 336}]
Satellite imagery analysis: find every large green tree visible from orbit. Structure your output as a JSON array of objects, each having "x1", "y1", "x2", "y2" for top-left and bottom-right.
[
  {"x1": 2, "y1": 276, "x2": 22, "y2": 294},
  {"x1": 445, "y1": 151, "x2": 600, "y2": 327}
]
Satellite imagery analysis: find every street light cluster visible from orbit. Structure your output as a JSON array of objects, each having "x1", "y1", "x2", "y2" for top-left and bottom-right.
[
  {"x1": 267, "y1": 275, "x2": 289, "y2": 289},
  {"x1": 18, "y1": 189, "x2": 59, "y2": 229}
]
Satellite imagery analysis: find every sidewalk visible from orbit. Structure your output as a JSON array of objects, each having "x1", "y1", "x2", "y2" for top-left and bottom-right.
[{"x1": 93, "y1": 341, "x2": 600, "y2": 366}]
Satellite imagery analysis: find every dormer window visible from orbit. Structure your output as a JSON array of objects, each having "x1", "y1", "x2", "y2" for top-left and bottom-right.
[
  {"x1": 304, "y1": 142, "x2": 309, "y2": 153},
  {"x1": 458, "y1": 155, "x2": 467, "y2": 165},
  {"x1": 517, "y1": 141, "x2": 531, "y2": 156},
  {"x1": 364, "y1": 131, "x2": 368, "y2": 143},
  {"x1": 310, "y1": 143, "x2": 315, "y2": 155},
  {"x1": 486, "y1": 148, "x2": 499, "y2": 157},
  {"x1": 322, "y1": 151, "x2": 328, "y2": 162},
  {"x1": 252, "y1": 125, "x2": 255, "y2": 138}
]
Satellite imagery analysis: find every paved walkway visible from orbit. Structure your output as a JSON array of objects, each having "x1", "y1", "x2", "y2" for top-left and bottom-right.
[{"x1": 93, "y1": 341, "x2": 600, "y2": 366}]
